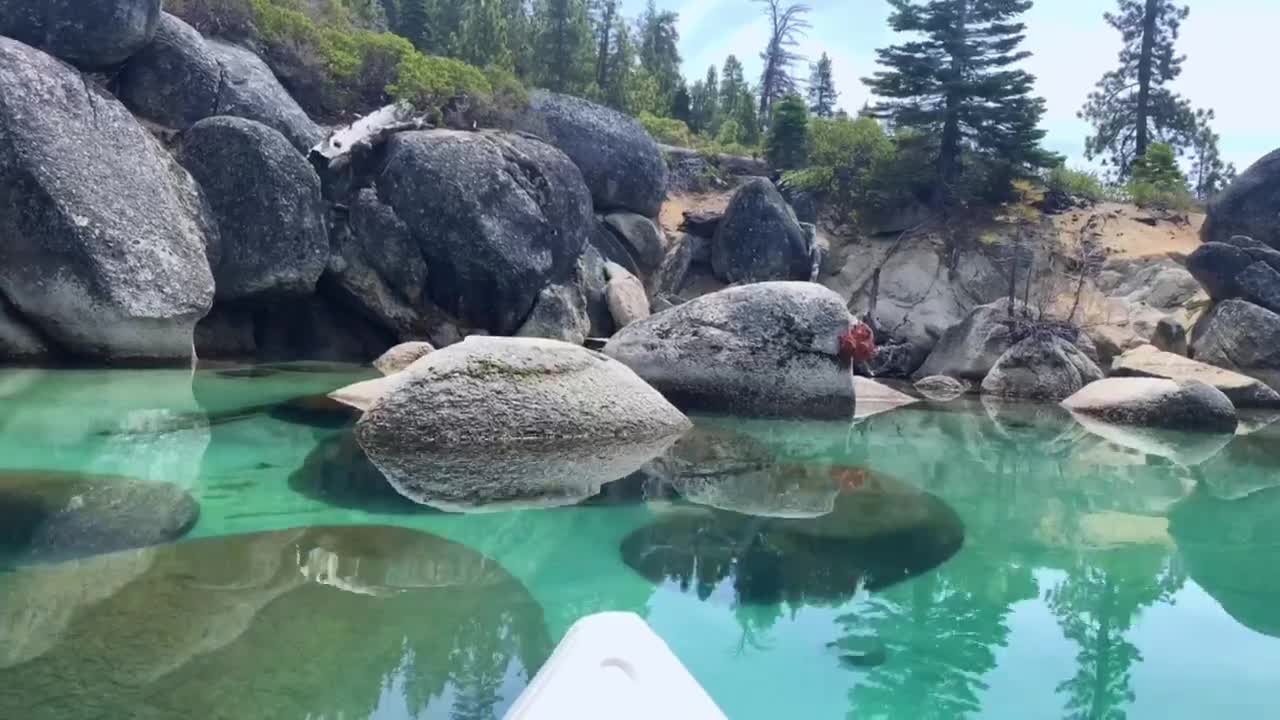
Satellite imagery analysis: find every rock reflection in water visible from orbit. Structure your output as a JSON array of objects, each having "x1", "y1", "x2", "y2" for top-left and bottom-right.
[
  {"x1": 1169, "y1": 485, "x2": 1280, "y2": 638},
  {"x1": 0, "y1": 525, "x2": 551, "y2": 720},
  {"x1": 621, "y1": 427, "x2": 964, "y2": 605},
  {"x1": 357, "y1": 432, "x2": 681, "y2": 513}
]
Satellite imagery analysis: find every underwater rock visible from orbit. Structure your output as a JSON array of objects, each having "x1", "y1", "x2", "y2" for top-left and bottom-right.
[
  {"x1": 288, "y1": 432, "x2": 423, "y2": 513},
  {"x1": 621, "y1": 475, "x2": 964, "y2": 605},
  {"x1": 1069, "y1": 412, "x2": 1233, "y2": 467},
  {"x1": 0, "y1": 525, "x2": 551, "y2": 719},
  {"x1": 0, "y1": 471, "x2": 199, "y2": 566}
]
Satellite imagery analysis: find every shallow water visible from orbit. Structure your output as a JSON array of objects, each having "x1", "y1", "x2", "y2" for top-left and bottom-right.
[{"x1": 1, "y1": 365, "x2": 1279, "y2": 719}]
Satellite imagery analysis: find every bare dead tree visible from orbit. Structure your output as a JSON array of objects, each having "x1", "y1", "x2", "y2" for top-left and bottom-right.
[{"x1": 756, "y1": 0, "x2": 811, "y2": 119}]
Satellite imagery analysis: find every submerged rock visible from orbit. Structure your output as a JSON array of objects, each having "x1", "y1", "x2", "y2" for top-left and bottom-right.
[
  {"x1": 1063, "y1": 378, "x2": 1238, "y2": 433},
  {"x1": 517, "y1": 90, "x2": 667, "y2": 216},
  {"x1": 605, "y1": 282, "x2": 858, "y2": 418},
  {"x1": 0, "y1": 471, "x2": 199, "y2": 566},
  {"x1": 1112, "y1": 344, "x2": 1280, "y2": 408},
  {"x1": 372, "y1": 341, "x2": 434, "y2": 375},
  {"x1": 0, "y1": 526, "x2": 552, "y2": 718},
  {"x1": 354, "y1": 336, "x2": 690, "y2": 509},
  {"x1": 0, "y1": 0, "x2": 160, "y2": 68},
  {"x1": 179, "y1": 116, "x2": 328, "y2": 300},
  {"x1": 711, "y1": 178, "x2": 811, "y2": 283},
  {"x1": 378, "y1": 130, "x2": 592, "y2": 334},
  {"x1": 621, "y1": 473, "x2": 964, "y2": 604},
  {"x1": 1070, "y1": 412, "x2": 1233, "y2": 467},
  {"x1": 0, "y1": 38, "x2": 215, "y2": 362}
]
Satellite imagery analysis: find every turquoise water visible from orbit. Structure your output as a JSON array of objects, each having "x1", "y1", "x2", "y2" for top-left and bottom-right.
[{"x1": 1, "y1": 365, "x2": 1279, "y2": 719}]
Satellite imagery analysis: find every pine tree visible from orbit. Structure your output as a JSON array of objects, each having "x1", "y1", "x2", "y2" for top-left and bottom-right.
[
  {"x1": 532, "y1": 0, "x2": 592, "y2": 93},
  {"x1": 1080, "y1": 0, "x2": 1194, "y2": 175},
  {"x1": 863, "y1": 0, "x2": 1052, "y2": 197},
  {"x1": 637, "y1": 0, "x2": 683, "y2": 104},
  {"x1": 756, "y1": 0, "x2": 811, "y2": 121},
  {"x1": 1130, "y1": 142, "x2": 1186, "y2": 192},
  {"x1": 398, "y1": 0, "x2": 432, "y2": 51},
  {"x1": 1189, "y1": 108, "x2": 1236, "y2": 200},
  {"x1": 458, "y1": 0, "x2": 511, "y2": 69},
  {"x1": 737, "y1": 90, "x2": 761, "y2": 146},
  {"x1": 671, "y1": 82, "x2": 692, "y2": 124},
  {"x1": 691, "y1": 64, "x2": 719, "y2": 133},
  {"x1": 505, "y1": 0, "x2": 533, "y2": 77},
  {"x1": 719, "y1": 54, "x2": 746, "y2": 119},
  {"x1": 766, "y1": 93, "x2": 809, "y2": 169},
  {"x1": 807, "y1": 52, "x2": 838, "y2": 117},
  {"x1": 603, "y1": 17, "x2": 635, "y2": 110},
  {"x1": 590, "y1": 0, "x2": 619, "y2": 92}
]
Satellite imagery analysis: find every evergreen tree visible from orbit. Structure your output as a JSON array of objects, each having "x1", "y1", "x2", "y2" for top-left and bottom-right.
[
  {"x1": 720, "y1": 54, "x2": 746, "y2": 118},
  {"x1": 765, "y1": 94, "x2": 809, "y2": 170},
  {"x1": 756, "y1": 0, "x2": 811, "y2": 121},
  {"x1": 737, "y1": 90, "x2": 761, "y2": 146},
  {"x1": 398, "y1": 0, "x2": 432, "y2": 50},
  {"x1": 863, "y1": 0, "x2": 1052, "y2": 197},
  {"x1": 458, "y1": 0, "x2": 511, "y2": 69},
  {"x1": 1130, "y1": 142, "x2": 1186, "y2": 191},
  {"x1": 532, "y1": 0, "x2": 592, "y2": 93},
  {"x1": 505, "y1": 0, "x2": 534, "y2": 77},
  {"x1": 688, "y1": 64, "x2": 720, "y2": 133},
  {"x1": 591, "y1": 0, "x2": 619, "y2": 92},
  {"x1": 671, "y1": 82, "x2": 692, "y2": 125},
  {"x1": 1080, "y1": 0, "x2": 1194, "y2": 174},
  {"x1": 806, "y1": 52, "x2": 838, "y2": 117},
  {"x1": 637, "y1": 0, "x2": 683, "y2": 104},
  {"x1": 1189, "y1": 108, "x2": 1236, "y2": 200},
  {"x1": 603, "y1": 17, "x2": 636, "y2": 110}
]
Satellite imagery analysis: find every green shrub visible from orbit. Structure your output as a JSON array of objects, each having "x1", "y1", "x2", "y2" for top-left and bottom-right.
[
  {"x1": 1044, "y1": 165, "x2": 1105, "y2": 202},
  {"x1": 715, "y1": 118, "x2": 741, "y2": 146},
  {"x1": 780, "y1": 115, "x2": 894, "y2": 225},
  {"x1": 1124, "y1": 181, "x2": 1199, "y2": 212},
  {"x1": 389, "y1": 54, "x2": 491, "y2": 112},
  {"x1": 638, "y1": 113, "x2": 695, "y2": 147},
  {"x1": 765, "y1": 94, "x2": 809, "y2": 171}
]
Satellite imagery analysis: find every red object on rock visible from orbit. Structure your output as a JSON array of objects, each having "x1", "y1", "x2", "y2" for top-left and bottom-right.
[{"x1": 839, "y1": 323, "x2": 876, "y2": 364}]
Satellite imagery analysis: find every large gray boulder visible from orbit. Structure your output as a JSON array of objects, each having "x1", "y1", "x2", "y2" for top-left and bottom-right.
[
  {"x1": 604, "y1": 282, "x2": 858, "y2": 418},
  {"x1": 1202, "y1": 148, "x2": 1280, "y2": 249},
  {"x1": 115, "y1": 13, "x2": 222, "y2": 130},
  {"x1": 377, "y1": 130, "x2": 592, "y2": 334},
  {"x1": 0, "y1": 38, "x2": 215, "y2": 362},
  {"x1": 516, "y1": 283, "x2": 589, "y2": 345},
  {"x1": 916, "y1": 298, "x2": 1023, "y2": 381},
  {"x1": 981, "y1": 333, "x2": 1104, "y2": 401},
  {"x1": 1191, "y1": 299, "x2": 1280, "y2": 372},
  {"x1": 178, "y1": 117, "x2": 328, "y2": 300},
  {"x1": 711, "y1": 178, "x2": 811, "y2": 283},
  {"x1": 354, "y1": 337, "x2": 691, "y2": 509},
  {"x1": 0, "y1": 0, "x2": 160, "y2": 68},
  {"x1": 207, "y1": 40, "x2": 325, "y2": 153},
  {"x1": 1063, "y1": 377, "x2": 1238, "y2": 433},
  {"x1": 603, "y1": 212, "x2": 665, "y2": 272},
  {"x1": 517, "y1": 90, "x2": 667, "y2": 216},
  {"x1": 325, "y1": 188, "x2": 466, "y2": 346},
  {"x1": 118, "y1": 16, "x2": 322, "y2": 152},
  {"x1": 1112, "y1": 344, "x2": 1280, "y2": 408}
]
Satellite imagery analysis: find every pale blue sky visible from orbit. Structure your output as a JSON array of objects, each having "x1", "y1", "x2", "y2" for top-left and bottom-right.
[{"x1": 627, "y1": 0, "x2": 1275, "y2": 172}]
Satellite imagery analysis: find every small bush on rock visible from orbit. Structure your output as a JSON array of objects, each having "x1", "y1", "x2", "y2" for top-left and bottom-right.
[
  {"x1": 1044, "y1": 165, "x2": 1105, "y2": 202},
  {"x1": 638, "y1": 113, "x2": 695, "y2": 147}
]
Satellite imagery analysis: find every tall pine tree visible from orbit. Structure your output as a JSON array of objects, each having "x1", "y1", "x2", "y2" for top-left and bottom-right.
[
  {"x1": 458, "y1": 0, "x2": 511, "y2": 69},
  {"x1": 737, "y1": 90, "x2": 761, "y2": 146},
  {"x1": 766, "y1": 94, "x2": 809, "y2": 169},
  {"x1": 807, "y1": 51, "x2": 838, "y2": 117},
  {"x1": 863, "y1": 0, "x2": 1052, "y2": 197},
  {"x1": 1188, "y1": 108, "x2": 1236, "y2": 200},
  {"x1": 1080, "y1": 0, "x2": 1193, "y2": 174},
  {"x1": 637, "y1": 0, "x2": 683, "y2": 105},
  {"x1": 532, "y1": 0, "x2": 592, "y2": 93},
  {"x1": 756, "y1": 0, "x2": 811, "y2": 121},
  {"x1": 591, "y1": 0, "x2": 619, "y2": 92},
  {"x1": 720, "y1": 54, "x2": 746, "y2": 118}
]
